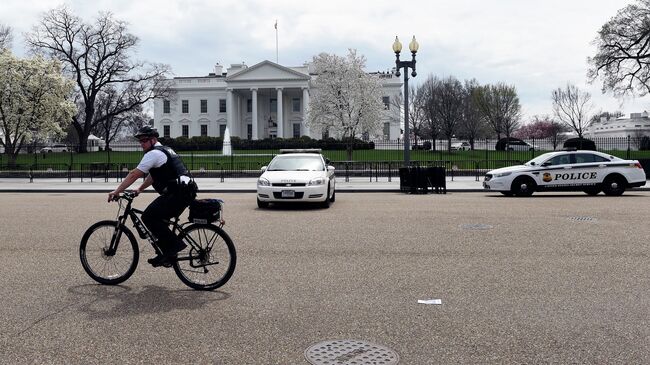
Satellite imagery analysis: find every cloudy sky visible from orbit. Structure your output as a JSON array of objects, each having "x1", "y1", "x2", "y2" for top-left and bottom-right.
[{"x1": 3, "y1": 0, "x2": 648, "y2": 121}]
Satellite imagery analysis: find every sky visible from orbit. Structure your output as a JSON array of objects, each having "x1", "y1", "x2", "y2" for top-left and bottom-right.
[{"x1": 2, "y1": 0, "x2": 648, "y2": 121}]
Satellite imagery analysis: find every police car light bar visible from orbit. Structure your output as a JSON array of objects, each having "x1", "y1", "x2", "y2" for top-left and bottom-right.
[{"x1": 279, "y1": 149, "x2": 323, "y2": 154}]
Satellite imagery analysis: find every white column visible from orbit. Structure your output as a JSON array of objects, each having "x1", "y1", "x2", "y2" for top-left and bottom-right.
[
  {"x1": 226, "y1": 88, "x2": 233, "y2": 134},
  {"x1": 302, "y1": 87, "x2": 310, "y2": 137},
  {"x1": 251, "y1": 88, "x2": 258, "y2": 140},
  {"x1": 276, "y1": 87, "x2": 283, "y2": 138}
]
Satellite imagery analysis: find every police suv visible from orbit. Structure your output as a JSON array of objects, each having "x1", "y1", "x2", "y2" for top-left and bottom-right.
[{"x1": 483, "y1": 150, "x2": 646, "y2": 197}]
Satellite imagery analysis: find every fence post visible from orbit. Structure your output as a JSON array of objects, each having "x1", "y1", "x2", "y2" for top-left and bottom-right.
[
  {"x1": 388, "y1": 161, "x2": 393, "y2": 182},
  {"x1": 627, "y1": 135, "x2": 631, "y2": 159},
  {"x1": 485, "y1": 138, "x2": 488, "y2": 164},
  {"x1": 345, "y1": 162, "x2": 350, "y2": 182}
]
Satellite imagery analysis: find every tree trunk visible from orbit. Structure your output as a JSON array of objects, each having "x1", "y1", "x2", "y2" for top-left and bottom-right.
[{"x1": 346, "y1": 143, "x2": 353, "y2": 161}]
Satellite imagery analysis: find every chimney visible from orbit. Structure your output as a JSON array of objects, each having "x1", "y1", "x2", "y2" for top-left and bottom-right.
[{"x1": 214, "y1": 63, "x2": 223, "y2": 75}]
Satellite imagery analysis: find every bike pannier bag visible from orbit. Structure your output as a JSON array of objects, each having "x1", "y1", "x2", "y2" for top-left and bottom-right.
[{"x1": 188, "y1": 199, "x2": 222, "y2": 224}]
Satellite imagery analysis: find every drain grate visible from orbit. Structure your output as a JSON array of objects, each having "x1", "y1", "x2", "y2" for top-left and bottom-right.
[
  {"x1": 459, "y1": 223, "x2": 493, "y2": 230},
  {"x1": 305, "y1": 339, "x2": 399, "y2": 365},
  {"x1": 567, "y1": 216, "x2": 597, "y2": 222}
]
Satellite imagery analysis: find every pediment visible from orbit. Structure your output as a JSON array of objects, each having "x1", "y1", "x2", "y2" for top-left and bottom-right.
[{"x1": 226, "y1": 60, "x2": 310, "y2": 82}]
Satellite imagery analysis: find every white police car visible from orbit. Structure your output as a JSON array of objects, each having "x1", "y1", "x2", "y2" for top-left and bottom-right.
[
  {"x1": 483, "y1": 150, "x2": 646, "y2": 196},
  {"x1": 257, "y1": 149, "x2": 336, "y2": 208}
]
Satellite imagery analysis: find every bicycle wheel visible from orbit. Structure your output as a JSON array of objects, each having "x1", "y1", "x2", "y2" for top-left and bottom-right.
[
  {"x1": 173, "y1": 224, "x2": 236, "y2": 290},
  {"x1": 80, "y1": 220, "x2": 139, "y2": 285}
]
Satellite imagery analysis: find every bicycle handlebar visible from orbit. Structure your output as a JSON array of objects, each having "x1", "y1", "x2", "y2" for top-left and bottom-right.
[{"x1": 109, "y1": 191, "x2": 139, "y2": 202}]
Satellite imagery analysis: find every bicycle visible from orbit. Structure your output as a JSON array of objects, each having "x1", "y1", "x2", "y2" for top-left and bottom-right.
[{"x1": 79, "y1": 191, "x2": 236, "y2": 290}]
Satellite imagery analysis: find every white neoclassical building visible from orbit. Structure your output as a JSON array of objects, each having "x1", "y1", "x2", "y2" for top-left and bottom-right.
[
  {"x1": 153, "y1": 60, "x2": 402, "y2": 140},
  {"x1": 585, "y1": 111, "x2": 650, "y2": 138}
]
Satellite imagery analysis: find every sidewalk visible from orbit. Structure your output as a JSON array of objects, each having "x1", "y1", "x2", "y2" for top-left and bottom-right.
[{"x1": 0, "y1": 176, "x2": 486, "y2": 192}]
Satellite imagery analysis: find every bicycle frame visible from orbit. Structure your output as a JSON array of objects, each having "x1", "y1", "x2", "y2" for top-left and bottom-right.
[{"x1": 108, "y1": 192, "x2": 218, "y2": 266}]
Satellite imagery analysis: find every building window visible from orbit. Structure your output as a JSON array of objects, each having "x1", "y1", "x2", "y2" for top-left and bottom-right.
[
  {"x1": 292, "y1": 98, "x2": 301, "y2": 112},
  {"x1": 163, "y1": 125, "x2": 170, "y2": 138},
  {"x1": 247, "y1": 99, "x2": 252, "y2": 113},
  {"x1": 182, "y1": 100, "x2": 189, "y2": 114},
  {"x1": 182, "y1": 125, "x2": 189, "y2": 138},
  {"x1": 247, "y1": 124, "x2": 252, "y2": 140},
  {"x1": 293, "y1": 123, "x2": 301, "y2": 138},
  {"x1": 270, "y1": 98, "x2": 277, "y2": 113},
  {"x1": 382, "y1": 96, "x2": 390, "y2": 110},
  {"x1": 219, "y1": 99, "x2": 226, "y2": 113},
  {"x1": 219, "y1": 124, "x2": 226, "y2": 137},
  {"x1": 383, "y1": 122, "x2": 390, "y2": 139},
  {"x1": 200, "y1": 124, "x2": 208, "y2": 136},
  {"x1": 200, "y1": 99, "x2": 207, "y2": 113},
  {"x1": 163, "y1": 100, "x2": 170, "y2": 114}
]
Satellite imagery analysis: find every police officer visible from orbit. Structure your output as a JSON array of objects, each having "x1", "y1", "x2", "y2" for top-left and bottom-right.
[{"x1": 108, "y1": 126, "x2": 197, "y2": 267}]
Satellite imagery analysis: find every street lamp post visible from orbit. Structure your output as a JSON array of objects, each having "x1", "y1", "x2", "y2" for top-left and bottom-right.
[{"x1": 393, "y1": 36, "x2": 419, "y2": 166}]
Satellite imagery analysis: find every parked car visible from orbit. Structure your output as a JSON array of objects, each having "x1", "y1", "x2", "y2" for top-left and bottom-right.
[
  {"x1": 450, "y1": 141, "x2": 471, "y2": 151},
  {"x1": 39, "y1": 144, "x2": 69, "y2": 153},
  {"x1": 483, "y1": 150, "x2": 646, "y2": 197},
  {"x1": 256, "y1": 149, "x2": 336, "y2": 208},
  {"x1": 505, "y1": 140, "x2": 537, "y2": 151}
]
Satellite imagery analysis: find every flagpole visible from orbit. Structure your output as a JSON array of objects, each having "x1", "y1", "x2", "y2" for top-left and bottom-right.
[{"x1": 275, "y1": 19, "x2": 278, "y2": 63}]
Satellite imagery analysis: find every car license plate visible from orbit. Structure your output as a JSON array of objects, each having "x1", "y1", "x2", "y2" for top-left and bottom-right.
[{"x1": 281, "y1": 190, "x2": 295, "y2": 198}]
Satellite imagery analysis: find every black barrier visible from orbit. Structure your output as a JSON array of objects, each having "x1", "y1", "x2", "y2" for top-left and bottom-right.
[{"x1": 399, "y1": 167, "x2": 446, "y2": 194}]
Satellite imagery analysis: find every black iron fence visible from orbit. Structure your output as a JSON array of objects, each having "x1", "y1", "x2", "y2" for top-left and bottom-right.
[{"x1": 2, "y1": 137, "x2": 649, "y2": 181}]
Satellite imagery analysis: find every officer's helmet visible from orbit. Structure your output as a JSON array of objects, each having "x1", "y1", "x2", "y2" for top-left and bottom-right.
[{"x1": 134, "y1": 126, "x2": 159, "y2": 139}]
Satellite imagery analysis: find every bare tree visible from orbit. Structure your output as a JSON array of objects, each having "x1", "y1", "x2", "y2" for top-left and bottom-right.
[
  {"x1": 26, "y1": 6, "x2": 172, "y2": 152},
  {"x1": 458, "y1": 79, "x2": 487, "y2": 149},
  {"x1": 588, "y1": 0, "x2": 650, "y2": 96},
  {"x1": 0, "y1": 24, "x2": 12, "y2": 50},
  {"x1": 390, "y1": 84, "x2": 426, "y2": 146},
  {"x1": 419, "y1": 76, "x2": 443, "y2": 150},
  {"x1": 474, "y1": 83, "x2": 521, "y2": 140},
  {"x1": 426, "y1": 76, "x2": 465, "y2": 151},
  {"x1": 91, "y1": 86, "x2": 148, "y2": 150},
  {"x1": 551, "y1": 84, "x2": 593, "y2": 138}
]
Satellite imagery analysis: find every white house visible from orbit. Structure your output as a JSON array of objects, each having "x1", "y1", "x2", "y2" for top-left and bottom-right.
[
  {"x1": 585, "y1": 111, "x2": 650, "y2": 138},
  {"x1": 153, "y1": 60, "x2": 402, "y2": 140}
]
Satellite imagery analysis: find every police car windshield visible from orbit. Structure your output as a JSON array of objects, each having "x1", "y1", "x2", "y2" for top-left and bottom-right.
[
  {"x1": 267, "y1": 155, "x2": 325, "y2": 171},
  {"x1": 525, "y1": 155, "x2": 548, "y2": 166}
]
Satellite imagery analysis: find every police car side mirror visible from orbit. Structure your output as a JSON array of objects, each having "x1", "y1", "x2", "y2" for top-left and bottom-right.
[
  {"x1": 261, "y1": 166, "x2": 267, "y2": 172},
  {"x1": 327, "y1": 166, "x2": 335, "y2": 172},
  {"x1": 529, "y1": 162, "x2": 536, "y2": 166}
]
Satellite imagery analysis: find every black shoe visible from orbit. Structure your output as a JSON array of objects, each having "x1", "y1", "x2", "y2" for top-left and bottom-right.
[{"x1": 148, "y1": 254, "x2": 174, "y2": 268}]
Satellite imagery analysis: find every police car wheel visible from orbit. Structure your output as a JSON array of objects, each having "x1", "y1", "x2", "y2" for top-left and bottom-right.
[
  {"x1": 602, "y1": 175, "x2": 626, "y2": 196},
  {"x1": 511, "y1": 177, "x2": 536, "y2": 197}
]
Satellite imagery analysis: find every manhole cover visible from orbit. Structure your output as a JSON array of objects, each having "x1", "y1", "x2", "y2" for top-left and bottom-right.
[
  {"x1": 567, "y1": 216, "x2": 597, "y2": 222},
  {"x1": 305, "y1": 339, "x2": 399, "y2": 365},
  {"x1": 459, "y1": 223, "x2": 493, "y2": 230}
]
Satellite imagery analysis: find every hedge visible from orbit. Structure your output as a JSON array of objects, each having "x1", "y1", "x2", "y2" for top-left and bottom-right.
[{"x1": 157, "y1": 136, "x2": 375, "y2": 151}]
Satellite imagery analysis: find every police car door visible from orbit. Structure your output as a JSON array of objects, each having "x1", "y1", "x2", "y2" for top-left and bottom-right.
[
  {"x1": 570, "y1": 153, "x2": 604, "y2": 187},
  {"x1": 538, "y1": 154, "x2": 573, "y2": 188}
]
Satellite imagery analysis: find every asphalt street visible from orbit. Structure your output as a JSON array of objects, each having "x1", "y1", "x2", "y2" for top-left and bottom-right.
[{"x1": 1, "y1": 191, "x2": 649, "y2": 364}]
